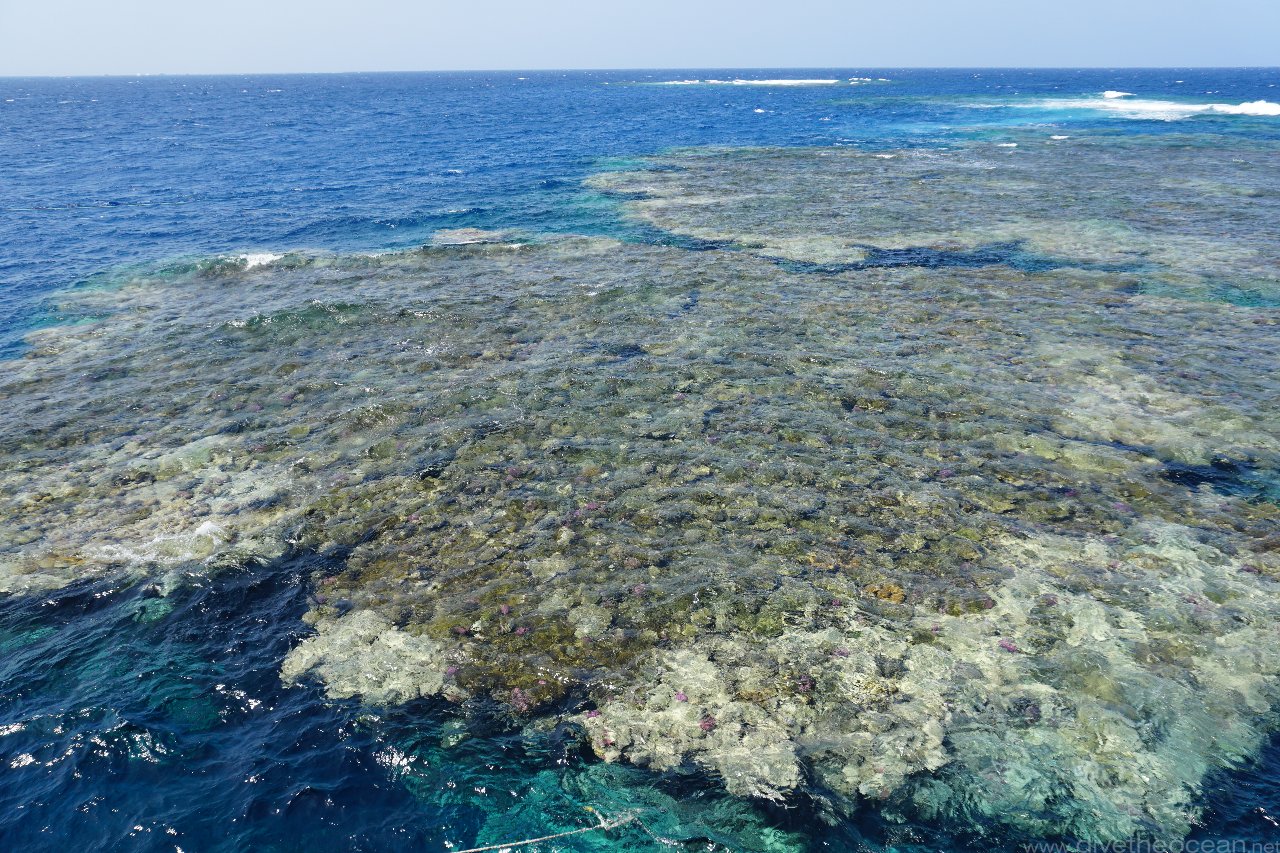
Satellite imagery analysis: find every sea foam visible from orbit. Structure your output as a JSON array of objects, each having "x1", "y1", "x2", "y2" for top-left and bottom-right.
[
  {"x1": 1210, "y1": 100, "x2": 1280, "y2": 115},
  {"x1": 242, "y1": 252, "x2": 283, "y2": 269},
  {"x1": 1032, "y1": 97, "x2": 1280, "y2": 120},
  {"x1": 654, "y1": 79, "x2": 841, "y2": 86}
]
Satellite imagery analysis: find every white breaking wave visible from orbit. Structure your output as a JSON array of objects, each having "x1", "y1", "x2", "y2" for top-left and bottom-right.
[
  {"x1": 1210, "y1": 100, "x2": 1280, "y2": 115},
  {"x1": 95, "y1": 521, "x2": 231, "y2": 567},
  {"x1": 242, "y1": 252, "x2": 283, "y2": 269},
  {"x1": 654, "y1": 79, "x2": 841, "y2": 86},
  {"x1": 1103, "y1": 90, "x2": 1134, "y2": 98},
  {"x1": 1030, "y1": 97, "x2": 1280, "y2": 120}
]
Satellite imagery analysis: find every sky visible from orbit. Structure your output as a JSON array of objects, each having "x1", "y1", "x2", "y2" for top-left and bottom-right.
[{"x1": 1, "y1": 0, "x2": 1277, "y2": 76}]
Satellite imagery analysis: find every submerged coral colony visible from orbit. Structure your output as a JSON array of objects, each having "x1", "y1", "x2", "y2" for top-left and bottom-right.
[{"x1": 3, "y1": 132, "x2": 1279, "y2": 845}]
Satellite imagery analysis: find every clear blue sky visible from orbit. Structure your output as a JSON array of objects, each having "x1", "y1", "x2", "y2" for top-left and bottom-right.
[{"x1": 2, "y1": 0, "x2": 1277, "y2": 76}]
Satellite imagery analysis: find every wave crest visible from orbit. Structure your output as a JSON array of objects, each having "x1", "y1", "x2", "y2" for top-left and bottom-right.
[{"x1": 1032, "y1": 96, "x2": 1280, "y2": 120}]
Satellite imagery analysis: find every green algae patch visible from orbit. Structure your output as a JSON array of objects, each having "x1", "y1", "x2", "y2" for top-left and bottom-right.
[{"x1": 2, "y1": 138, "x2": 1280, "y2": 843}]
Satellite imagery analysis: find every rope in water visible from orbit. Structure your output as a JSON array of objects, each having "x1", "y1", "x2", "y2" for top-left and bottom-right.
[{"x1": 451, "y1": 808, "x2": 639, "y2": 853}]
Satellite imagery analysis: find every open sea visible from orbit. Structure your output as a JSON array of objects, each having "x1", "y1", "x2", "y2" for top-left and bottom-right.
[{"x1": 2, "y1": 69, "x2": 1280, "y2": 852}]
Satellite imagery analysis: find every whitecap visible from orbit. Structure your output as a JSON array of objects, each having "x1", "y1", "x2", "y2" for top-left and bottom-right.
[
  {"x1": 1103, "y1": 90, "x2": 1134, "y2": 98},
  {"x1": 654, "y1": 79, "x2": 839, "y2": 86},
  {"x1": 242, "y1": 253, "x2": 282, "y2": 269},
  {"x1": 996, "y1": 142, "x2": 1018, "y2": 147},
  {"x1": 1027, "y1": 97, "x2": 1280, "y2": 120},
  {"x1": 735, "y1": 79, "x2": 838, "y2": 86},
  {"x1": 1050, "y1": 135, "x2": 1070, "y2": 140},
  {"x1": 1209, "y1": 100, "x2": 1280, "y2": 116}
]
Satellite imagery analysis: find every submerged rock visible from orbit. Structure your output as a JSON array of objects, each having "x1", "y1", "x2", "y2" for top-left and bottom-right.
[{"x1": 281, "y1": 610, "x2": 454, "y2": 705}]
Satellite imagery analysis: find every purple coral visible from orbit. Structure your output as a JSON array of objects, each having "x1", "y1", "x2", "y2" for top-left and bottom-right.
[
  {"x1": 699, "y1": 716, "x2": 717, "y2": 732},
  {"x1": 998, "y1": 639, "x2": 1019, "y2": 653},
  {"x1": 674, "y1": 690, "x2": 688, "y2": 702}
]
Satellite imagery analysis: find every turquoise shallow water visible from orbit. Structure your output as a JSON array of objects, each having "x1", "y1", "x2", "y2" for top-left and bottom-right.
[{"x1": 2, "y1": 70, "x2": 1280, "y2": 852}]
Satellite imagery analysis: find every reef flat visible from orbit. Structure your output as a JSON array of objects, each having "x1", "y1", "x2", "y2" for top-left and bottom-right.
[{"x1": 3, "y1": 134, "x2": 1279, "y2": 844}]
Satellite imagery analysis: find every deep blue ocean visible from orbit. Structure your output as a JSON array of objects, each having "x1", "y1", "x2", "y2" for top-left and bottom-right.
[{"x1": 3, "y1": 69, "x2": 1280, "y2": 852}]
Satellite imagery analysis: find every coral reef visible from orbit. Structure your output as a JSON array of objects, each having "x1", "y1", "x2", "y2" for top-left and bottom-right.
[
  {"x1": 3, "y1": 134, "x2": 1279, "y2": 842},
  {"x1": 281, "y1": 610, "x2": 453, "y2": 705}
]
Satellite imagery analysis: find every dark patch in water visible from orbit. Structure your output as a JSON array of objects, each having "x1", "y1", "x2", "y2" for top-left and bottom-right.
[
  {"x1": 1048, "y1": 433, "x2": 1278, "y2": 505},
  {"x1": 417, "y1": 449, "x2": 455, "y2": 479},
  {"x1": 657, "y1": 233, "x2": 737, "y2": 252},
  {"x1": 1160, "y1": 458, "x2": 1279, "y2": 503},
  {"x1": 614, "y1": 220, "x2": 737, "y2": 252},
  {"x1": 1162, "y1": 458, "x2": 1248, "y2": 491},
  {"x1": 775, "y1": 240, "x2": 1144, "y2": 275},
  {"x1": 605, "y1": 342, "x2": 649, "y2": 360}
]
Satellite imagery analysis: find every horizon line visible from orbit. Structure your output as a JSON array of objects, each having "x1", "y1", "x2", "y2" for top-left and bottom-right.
[{"x1": 3, "y1": 64, "x2": 1279, "y2": 80}]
